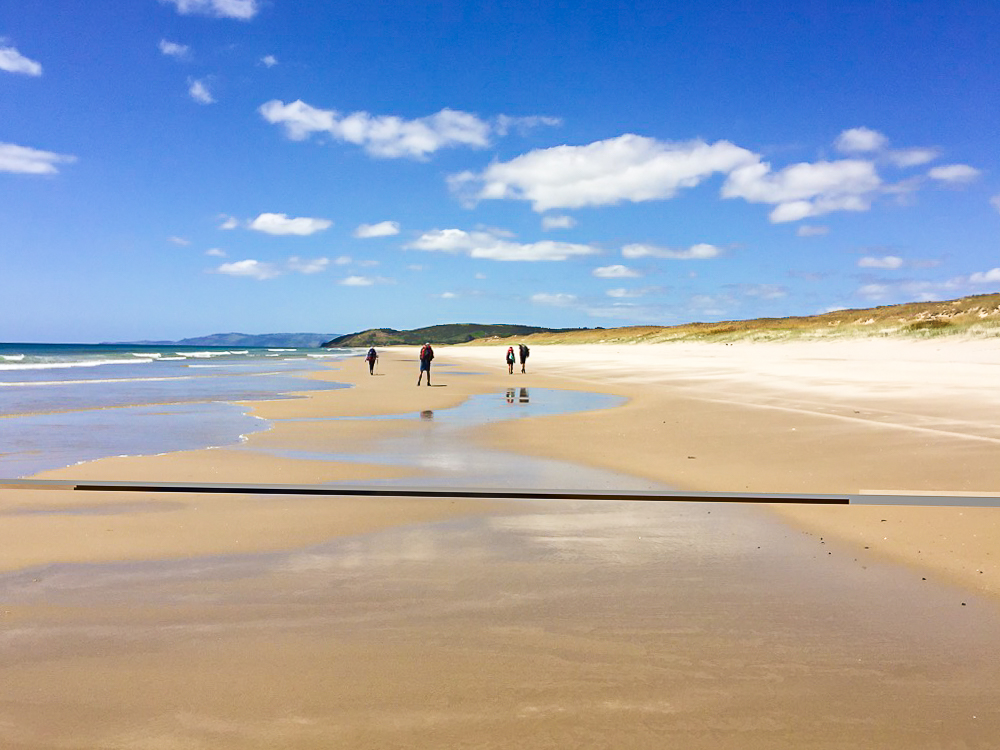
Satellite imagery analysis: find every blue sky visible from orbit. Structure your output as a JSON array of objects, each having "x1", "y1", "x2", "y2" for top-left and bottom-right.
[{"x1": 2, "y1": 0, "x2": 998, "y2": 342}]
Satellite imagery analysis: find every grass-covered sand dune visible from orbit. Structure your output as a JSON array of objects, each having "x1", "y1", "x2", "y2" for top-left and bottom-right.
[{"x1": 481, "y1": 292, "x2": 1000, "y2": 345}]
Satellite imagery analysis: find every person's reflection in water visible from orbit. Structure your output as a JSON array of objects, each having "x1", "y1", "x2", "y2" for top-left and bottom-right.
[
  {"x1": 420, "y1": 410, "x2": 434, "y2": 420},
  {"x1": 519, "y1": 388, "x2": 529, "y2": 403},
  {"x1": 506, "y1": 388, "x2": 515, "y2": 404}
]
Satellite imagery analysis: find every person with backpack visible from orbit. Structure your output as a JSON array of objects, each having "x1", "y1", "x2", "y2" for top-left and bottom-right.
[
  {"x1": 365, "y1": 347, "x2": 378, "y2": 375},
  {"x1": 506, "y1": 346, "x2": 515, "y2": 374},
  {"x1": 518, "y1": 343, "x2": 529, "y2": 374},
  {"x1": 417, "y1": 343, "x2": 434, "y2": 385}
]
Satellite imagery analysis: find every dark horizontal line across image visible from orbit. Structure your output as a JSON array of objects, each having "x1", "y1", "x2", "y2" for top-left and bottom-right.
[{"x1": 3, "y1": 478, "x2": 1000, "y2": 506}]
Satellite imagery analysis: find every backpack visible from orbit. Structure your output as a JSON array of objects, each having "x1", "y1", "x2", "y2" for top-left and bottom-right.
[
  {"x1": 420, "y1": 345, "x2": 433, "y2": 361},
  {"x1": 366, "y1": 348, "x2": 376, "y2": 361}
]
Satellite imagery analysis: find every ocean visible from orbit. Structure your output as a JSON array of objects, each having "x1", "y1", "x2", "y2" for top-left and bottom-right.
[{"x1": 0, "y1": 343, "x2": 354, "y2": 479}]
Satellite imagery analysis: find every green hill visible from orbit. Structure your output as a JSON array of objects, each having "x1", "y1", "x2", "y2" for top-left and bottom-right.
[{"x1": 322, "y1": 323, "x2": 587, "y2": 347}]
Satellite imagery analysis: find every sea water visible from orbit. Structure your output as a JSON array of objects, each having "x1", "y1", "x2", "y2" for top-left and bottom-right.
[{"x1": 0, "y1": 343, "x2": 353, "y2": 478}]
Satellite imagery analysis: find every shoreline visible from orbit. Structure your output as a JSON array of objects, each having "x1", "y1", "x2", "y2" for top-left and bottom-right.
[
  {"x1": 4, "y1": 340, "x2": 999, "y2": 601},
  {"x1": 0, "y1": 351, "x2": 518, "y2": 571}
]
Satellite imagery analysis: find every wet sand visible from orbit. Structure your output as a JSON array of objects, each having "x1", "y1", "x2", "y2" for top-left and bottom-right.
[
  {"x1": 4, "y1": 341, "x2": 1000, "y2": 747},
  {"x1": 3, "y1": 501, "x2": 1000, "y2": 748}
]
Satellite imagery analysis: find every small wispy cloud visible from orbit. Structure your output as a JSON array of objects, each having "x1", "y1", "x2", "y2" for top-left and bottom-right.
[
  {"x1": 531, "y1": 292, "x2": 578, "y2": 307},
  {"x1": 493, "y1": 114, "x2": 562, "y2": 136},
  {"x1": 212, "y1": 255, "x2": 332, "y2": 279},
  {"x1": 353, "y1": 220, "x2": 400, "y2": 238},
  {"x1": 541, "y1": 215, "x2": 576, "y2": 231},
  {"x1": 160, "y1": 0, "x2": 260, "y2": 20},
  {"x1": 592, "y1": 264, "x2": 639, "y2": 278},
  {"x1": 622, "y1": 243, "x2": 721, "y2": 260},
  {"x1": 260, "y1": 54, "x2": 278, "y2": 67},
  {"x1": 796, "y1": 225, "x2": 829, "y2": 237},
  {"x1": 159, "y1": 39, "x2": 190, "y2": 59},
  {"x1": 928, "y1": 164, "x2": 981, "y2": 184},
  {"x1": 606, "y1": 288, "x2": 647, "y2": 298},
  {"x1": 168, "y1": 236, "x2": 191, "y2": 246},
  {"x1": 287, "y1": 256, "x2": 329, "y2": 274},
  {"x1": 834, "y1": 127, "x2": 888, "y2": 154},
  {"x1": 214, "y1": 259, "x2": 280, "y2": 280},
  {"x1": 0, "y1": 142, "x2": 76, "y2": 175},
  {"x1": 188, "y1": 78, "x2": 215, "y2": 104},
  {"x1": 248, "y1": 212, "x2": 332, "y2": 236},
  {"x1": 858, "y1": 255, "x2": 904, "y2": 269},
  {"x1": 0, "y1": 42, "x2": 42, "y2": 76},
  {"x1": 218, "y1": 215, "x2": 239, "y2": 230},
  {"x1": 408, "y1": 227, "x2": 599, "y2": 262}
]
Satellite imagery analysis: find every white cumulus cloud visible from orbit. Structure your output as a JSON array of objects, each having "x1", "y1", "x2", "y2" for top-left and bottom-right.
[
  {"x1": 215, "y1": 259, "x2": 280, "y2": 280},
  {"x1": 260, "y1": 99, "x2": 493, "y2": 159},
  {"x1": 353, "y1": 221, "x2": 400, "y2": 238},
  {"x1": 0, "y1": 142, "x2": 76, "y2": 174},
  {"x1": 206, "y1": 247, "x2": 227, "y2": 257},
  {"x1": 928, "y1": 164, "x2": 980, "y2": 184},
  {"x1": 218, "y1": 215, "x2": 238, "y2": 230},
  {"x1": 621, "y1": 243, "x2": 721, "y2": 260},
  {"x1": 188, "y1": 78, "x2": 215, "y2": 104},
  {"x1": 249, "y1": 212, "x2": 332, "y2": 236},
  {"x1": 722, "y1": 159, "x2": 880, "y2": 223},
  {"x1": 450, "y1": 134, "x2": 759, "y2": 211},
  {"x1": 0, "y1": 43, "x2": 42, "y2": 76},
  {"x1": 858, "y1": 255, "x2": 904, "y2": 269},
  {"x1": 407, "y1": 228, "x2": 599, "y2": 262},
  {"x1": 261, "y1": 54, "x2": 278, "y2": 67},
  {"x1": 160, "y1": 0, "x2": 259, "y2": 19},
  {"x1": 593, "y1": 264, "x2": 639, "y2": 278},
  {"x1": 159, "y1": 39, "x2": 190, "y2": 58}
]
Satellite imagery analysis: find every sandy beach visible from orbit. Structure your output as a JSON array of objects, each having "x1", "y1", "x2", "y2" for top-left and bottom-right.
[{"x1": 3, "y1": 339, "x2": 1000, "y2": 748}]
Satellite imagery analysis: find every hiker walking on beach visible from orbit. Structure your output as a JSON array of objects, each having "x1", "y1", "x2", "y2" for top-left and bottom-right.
[
  {"x1": 417, "y1": 342, "x2": 434, "y2": 385},
  {"x1": 365, "y1": 347, "x2": 378, "y2": 375},
  {"x1": 506, "y1": 346, "x2": 515, "y2": 374},
  {"x1": 518, "y1": 343, "x2": 529, "y2": 374}
]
